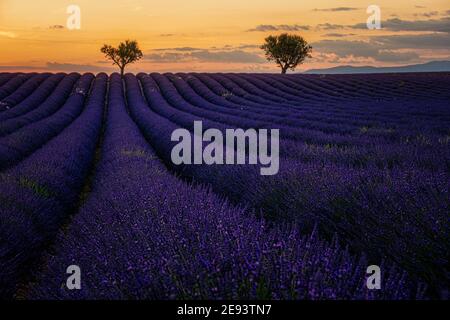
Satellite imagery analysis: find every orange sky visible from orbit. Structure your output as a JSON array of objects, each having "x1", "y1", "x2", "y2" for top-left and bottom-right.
[{"x1": 0, "y1": 0, "x2": 449, "y2": 73}]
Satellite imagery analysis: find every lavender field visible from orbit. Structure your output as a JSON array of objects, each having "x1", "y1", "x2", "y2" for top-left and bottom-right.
[{"x1": 0, "y1": 71, "x2": 448, "y2": 300}]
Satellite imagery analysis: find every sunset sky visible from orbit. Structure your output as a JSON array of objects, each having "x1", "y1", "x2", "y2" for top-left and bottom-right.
[{"x1": 1, "y1": 0, "x2": 449, "y2": 73}]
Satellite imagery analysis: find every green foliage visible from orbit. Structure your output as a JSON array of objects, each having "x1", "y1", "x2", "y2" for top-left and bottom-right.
[
  {"x1": 101, "y1": 40, "x2": 143, "y2": 76},
  {"x1": 261, "y1": 33, "x2": 312, "y2": 74}
]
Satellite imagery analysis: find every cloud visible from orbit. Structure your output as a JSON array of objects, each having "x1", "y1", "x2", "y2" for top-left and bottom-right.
[
  {"x1": 322, "y1": 33, "x2": 356, "y2": 37},
  {"x1": 313, "y1": 40, "x2": 379, "y2": 58},
  {"x1": 144, "y1": 52, "x2": 189, "y2": 63},
  {"x1": 351, "y1": 17, "x2": 450, "y2": 32},
  {"x1": 49, "y1": 25, "x2": 65, "y2": 30},
  {"x1": 159, "y1": 34, "x2": 174, "y2": 37},
  {"x1": 145, "y1": 49, "x2": 265, "y2": 64},
  {"x1": 247, "y1": 24, "x2": 310, "y2": 32},
  {"x1": 313, "y1": 7, "x2": 358, "y2": 12},
  {"x1": 371, "y1": 32, "x2": 450, "y2": 50},
  {"x1": 46, "y1": 62, "x2": 114, "y2": 72},
  {"x1": 375, "y1": 51, "x2": 420, "y2": 62},
  {"x1": 0, "y1": 31, "x2": 17, "y2": 38},
  {"x1": 312, "y1": 39, "x2": 427, "y2": 62},
  {"x1": 191, "y1": 50, "x2": 265, "y2": 63},
  {"x1": 153, "y1": 47, "x2": 202, "y2": 52},
  {"x1": 414, "y1": 11, "x2": 439, "y2": 18},
  {"x1": 236, "y1": 44, "x2": 260, "y2": 49},
  {"x1": 316, "y1": 23, "x2": 345, "y2": 30},
  {"x1": 0, "y1": 65, "x2": 40, "y2": 71}
]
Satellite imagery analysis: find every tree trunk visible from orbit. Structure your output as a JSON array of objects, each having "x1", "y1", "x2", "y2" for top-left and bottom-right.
[
  {"x1": 120, "y1": 66, "x2": 125, "y2": 78},
  {"x1": 281, "y1": 66, "x2": 288, "y2": 74}
]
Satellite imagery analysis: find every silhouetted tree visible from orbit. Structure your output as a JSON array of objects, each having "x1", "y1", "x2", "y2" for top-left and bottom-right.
[
  {"x1": 261, "y1": 33, "x2": 312, "y2": 74},
  {"x1": 101, "y1": 40, "x2": 143, "y2": 77}
]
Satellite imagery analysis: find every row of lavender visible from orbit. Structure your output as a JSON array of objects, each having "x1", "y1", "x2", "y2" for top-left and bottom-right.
[
  {"x1": 0, "y1": 73, "x2": 106, "y2": 298},
  {"x1": 0, "y1": 72, "x2": 448, "y2": 299},
  {"x1": 130, "y1": 72, "x2": 449, "y2": 296},
  {"x1": 25, "y1": 74, "x2": 422, "y2": 300}
]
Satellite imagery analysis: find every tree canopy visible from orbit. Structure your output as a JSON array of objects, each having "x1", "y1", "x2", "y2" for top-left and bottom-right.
[{"x1": 261, "y1": 33, "x2": 312, "y2": 74}]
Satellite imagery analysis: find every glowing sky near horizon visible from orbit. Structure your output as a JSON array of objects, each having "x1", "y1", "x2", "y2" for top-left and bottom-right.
[{"x1": 0, "y1": 0, "x2": 449, "y2": 73}]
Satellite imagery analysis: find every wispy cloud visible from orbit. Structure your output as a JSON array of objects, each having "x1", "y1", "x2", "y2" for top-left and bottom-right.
[
  {"x1": 313, "y1": 7, "x2": 358, "y2": 12},
  {"x1": 145, "y1": 52, "x2": 189, "y2": 63},
  {"x1": 414, "y1": 11, "x2": 439, "y2": 18},
  {"x1": 49, "y1": 25, "x2": 65, "y2": 30},
  {"x1": 313, "y1": 30, "x2": 450, "y2": 63},
  {"x1": 351, "y1": 17, "x2": 450, "y2": 32},
  {"x1": 46, "y1": 62, "x2": 115, "y2": 72},
  {"x1": 191, "y1": 50, "x2": 265, "y2": 63},
  {"x1": 0, "y1": 31, "x2": 17, "y2": 38},
  {"x1": 145, "y1": 49, "x2": 265, "y2": 64},
  {"x1": 153, "y1": 47, "x2": 203, "y2": 52},
  {"x1": 0, "y1": 65, "x2": 39, "y2": 71},
  {"x1": 247, "y1": 24, "x2": 310, "y2": 32},
  {"x1": 322, "y1": 33, "x2": 356, "y2": 38},
  {"x1": 372, "y1": 32, "x2": 450, "y2": 50},
  {"x1": 316, "y1": 23, "x2": 345, "y2": 30}
]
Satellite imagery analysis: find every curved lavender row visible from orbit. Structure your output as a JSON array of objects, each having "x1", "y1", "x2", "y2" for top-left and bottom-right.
[
  {"x1": 140, "y1": 74, "x2": 449, "y2": 173},
  {"x1": 219, "y1": 73, "x2": 449, "y2": 121},
  {"x1": 264, "y1": 74, "x2": 450, "y2": 120},
  {"x1": 143, "y1": 74, "x2": 448, "y2": 157},
  {"x1": 254, "y1": 74, "x2": 356, "y2": 101},
  {"x1": 0, "y1": 73, "x2": 17, "y2": 87},
  {"x1": 276, "y1": 75, "x2": 450, "y2": 135},
  {"x1": 0, "y1": 73, "x2": 79, "y2": 136},
  {"x1": 287, "y1": 75, "x2": 370, "y2": 100},
  {"x1": 172, "y1": 73, "x2": 441, "y2": 138},
  {"x1": 138, "y1": 73, "x2": 228, "y2": 132},
  {"x1": 288, "y1": 73, "x2": 450, "y2": 102},
  {"x1": 209, "y1": 73, "x2": 306, "y2": 107},
  {"x1": 181, "y1": 76, "x2": 450, "y2": 168},
  {"x1": 0, "y1": 73, "x2": 51, "y2": 111},
  {"x1": 167, "y1": 73, "x2": 357, "y2": 135},
  {"x1": 145, "y1": 74, "x2": 364, "y2": 148},
  {"x1": 0, "y1": 73, "x2": 66, "y2": 122},
  {"x1": 256, "y1": 74, "x2": 450, "y2": 133},
  {"x1": 238, "y1": 73, "x2": 345, "y2": 103},
  {"x1": 217, "y1": 73, "x2": 298, "y2": 104},
  {"x1": 202, "y1": 73, "x2": 434, "y2": 127},
  {"x1": 218, "y1": 73, "x2": 338, "y2": 106},
  {"x1": 0, "y1": 73, "x2": 93, "y2": 170},
  {"x1": 0, "y1": 73, "x2": 107, "y2": 299},
  {"x1": 139, "y1": 74, "x2": 320, "y2": 157},
  {"x1": 182, "y1": 73, "x2": 359, "y2": 122},
  {"x1": 179, "y1": 73, "x2": 299, "y2": 116},
  {"x1": 187, "y1": 73, "x2": 442, "y2": 134},
  {"x1": 28, "y1": 73, "x2": 421, "y2": 300},
  {"x1": 189, "y1": 73, "x2": 434, "y2": 132},
  {"x1": 298, "y1": 75, "x2": 411, "y2": 100},
  {"x1": 131, "y1": 75, "x2": 449, "y2": 294},
  {"x1": 207, "y1": 73, "x2": 432, "y2": 126},
  {"x1": 180, "y1": 73, "x2": 354, "y2": 131},
  {"x1": 151, "y1": 73, "x2": 274, "y2": 131},
  {"x1": 0, "y1": 74, "x2": 34, "y2": 101},
  {"x1": 191, "y1": 73, "x2": 309, "y2": 113},
  {"x1": 311, "y1": 73, "x2": 449, "y2": 99},
  {"x1": 224, "y1": 73, "x2": 449, "y2": 122}
]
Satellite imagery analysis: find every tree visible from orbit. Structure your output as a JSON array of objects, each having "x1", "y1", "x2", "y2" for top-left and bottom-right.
[
  {"x1": 101, "y1": 40, "x2": 143, "y2": 77},
  {"x1": 261, "y1": 33, "x2": 312, "y2": 74}
]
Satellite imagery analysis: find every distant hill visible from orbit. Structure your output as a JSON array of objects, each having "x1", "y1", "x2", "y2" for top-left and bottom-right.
[{"x1": 304, "y1": 61, "x2": 450, "y2": 74}]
